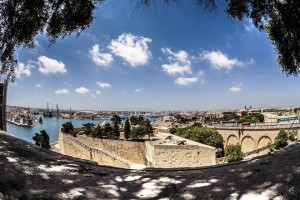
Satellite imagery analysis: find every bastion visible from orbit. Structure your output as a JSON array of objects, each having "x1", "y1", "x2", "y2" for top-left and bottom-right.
[{"x1": 58, "y1": 128, "x2": 216, "y2": 168}]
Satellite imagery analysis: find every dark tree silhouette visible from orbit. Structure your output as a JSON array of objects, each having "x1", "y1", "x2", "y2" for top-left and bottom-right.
[
  {"x1": 124, "y1": 118, "x2": 131, "y2": 140},
  {"x1": 32, "y1": 130, "x2": 50, "y2": 149}
]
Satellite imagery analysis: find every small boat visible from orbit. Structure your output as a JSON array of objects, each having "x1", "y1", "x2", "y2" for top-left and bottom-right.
[{"x1": 39, "y1": 116, "x2": 43, "y2": 124}]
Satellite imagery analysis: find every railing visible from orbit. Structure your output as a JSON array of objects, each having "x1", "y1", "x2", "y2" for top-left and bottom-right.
[{"x1": 64, "y1": 133, "x2": 132, "y2": 167}]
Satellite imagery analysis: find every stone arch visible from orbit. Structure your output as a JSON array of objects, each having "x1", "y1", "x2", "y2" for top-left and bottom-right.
[
  {"x1": 257, "y1": 136, "x2": 272, "y2": 149},
  {"x1": 241, "y1": 136, "x2": 255, "y2": 153},
  {"x1": 227, "y1": 134, "x2": 239, "y2": 146}
]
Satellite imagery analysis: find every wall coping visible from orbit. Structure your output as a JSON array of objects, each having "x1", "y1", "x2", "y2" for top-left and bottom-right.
[{"x1": 60, "y1": 132, "x2": 133, "y2": 167}]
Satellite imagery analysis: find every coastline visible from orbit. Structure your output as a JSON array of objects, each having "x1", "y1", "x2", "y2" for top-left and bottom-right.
[{"x1": 7, "y1": 120, "x2": 37, "y2": 128}]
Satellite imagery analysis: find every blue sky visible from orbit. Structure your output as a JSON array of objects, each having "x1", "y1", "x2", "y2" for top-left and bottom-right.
[{"x1": 8, "y1": 0, "x2": 300, "y2": 111}]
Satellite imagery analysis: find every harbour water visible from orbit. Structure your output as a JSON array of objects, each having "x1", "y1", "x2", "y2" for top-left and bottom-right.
[{"x1": 6, "y1": 116, "x2": 111, "y2": 143}]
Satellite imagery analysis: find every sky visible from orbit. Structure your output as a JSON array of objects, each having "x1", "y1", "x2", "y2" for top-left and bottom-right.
[{"x1": 8, "y1": 0, "x2": 300, "y2": 111}]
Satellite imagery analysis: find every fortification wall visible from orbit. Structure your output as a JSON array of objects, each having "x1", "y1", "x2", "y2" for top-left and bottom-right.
[
  {"x1": 76, "y1": 135, "x2": 146, "y2": 164},
  {"x1": 59, "y1": 132, "x2": 130, "y2": 168},
  {"x1": 146, "y1": 132, "x2": 217, "y2": 168},
  {"x1": 214, "y1": 125, "x2": 300, "y2": 153},
  {"x1": 152, "y1": 144, "x2": 216, "y2": 168}
]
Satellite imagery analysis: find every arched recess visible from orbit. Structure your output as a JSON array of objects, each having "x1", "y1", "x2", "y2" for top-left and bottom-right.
[
  {"x1": 257, "y1": 136, "x2": 272, "y2": 149},
  {"x1": 227, "y1": 135, "x2": 239, "y2": 146},
  {"x1": 241, "y1": 136, "x2": 255, "y2": 153}
]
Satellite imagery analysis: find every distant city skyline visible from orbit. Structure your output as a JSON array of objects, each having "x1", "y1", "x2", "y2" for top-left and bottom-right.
[{"x1": 8, "y1": 1, "x2": 300, "y2": 111}]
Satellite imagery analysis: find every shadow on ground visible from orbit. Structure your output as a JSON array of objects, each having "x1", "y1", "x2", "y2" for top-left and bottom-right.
[{"x1": 0, "y1": 132, "x2": 299, "y2": 199}]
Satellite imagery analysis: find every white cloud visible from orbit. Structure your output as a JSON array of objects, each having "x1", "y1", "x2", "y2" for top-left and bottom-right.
[
  {"x1": 91, "y1": 94, "x2": 96, "y2": 98},
  {"x1": 229, "y1": 86, "x2": 243, "y2": 92},
  {"x1": 162, "y1": 63, "x2": 192, "y2": 76},
  {"x1": 38, "y1": 56, "x2": 67, "y2": 74},
  {"x1": 201, "y1": 50, "x2": 245, "y2": 70},
  {"x1": 161, "y1": 48, "x2": 192, "y2": 75},
  {"x1": 75, "y1": 87, "x2": 90, "y2": 94},
  {"x1": 96, "y1": 82, "x2": 111, "y2": 88},
  {"x1": 15, "y1": 62, "x2": 31, "y2": 79},
  {"x1": 175, "y1": 77, "x2": 199, "y2": 86},
  {"x1": 35, "y1": 84, "x2": 42, "y2": 88},
  {"x1": 134, "y1": 88, "x2": 144, "y2": 93},
  {"x1": 89, "y1": 44, "x2": 113, "y2": 66},
  {"x1": 96, "y1": 90, "x2": 101, "y2": 95},
  {"x1": 109, "y1": 33, "x2": 152, "y2": 67},
  {"x1": 174, "y1": 70, "x2": 205, "y2": 86},
  {"x1": 55, "y1": 89, "x2": 70, "y2": 94}
]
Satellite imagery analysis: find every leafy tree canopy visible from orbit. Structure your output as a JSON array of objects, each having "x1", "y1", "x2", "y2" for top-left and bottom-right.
[
  {"x1": 142, "y1": 0, "x2": 300, "y2": 76},
  {"x1": 0, "y1": 0, "x2": 299, "y2": 81},
  {"x1": 32, "y1": 130, "x2": 50, "y2": 149},
  {"x1": 62, "y1": 122, "x2": 74, "y2": 133},
  {"x1": 176, "y1": 126, "x2": 224, "y2": 150},
  {"x1": 224, "y1": 144, "x2": 244, "y2": 162},
  {"x1": 0, "y1": 0, "x2": 103, "y2": 81}
]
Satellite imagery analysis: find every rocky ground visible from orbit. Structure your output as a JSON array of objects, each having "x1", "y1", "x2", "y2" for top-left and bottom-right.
[{"x1": 0, "y1": 132, "x2": 299, "y2": 199}]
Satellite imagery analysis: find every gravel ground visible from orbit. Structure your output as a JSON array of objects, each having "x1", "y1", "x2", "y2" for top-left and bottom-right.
[{"x1": 0, "y1": 132, "x2": 299, "y2": 200}]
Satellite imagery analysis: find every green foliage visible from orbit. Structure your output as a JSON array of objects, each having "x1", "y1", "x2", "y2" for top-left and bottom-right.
[
  {"x1": 1, "y1": 0, "x2": 299, "y2": 81},
  {"x1": 32, "y1": 130, "x2": 50, "y2": 149},
  {"x1": 176, "y1": 126, "x2": 224, "y2": 150},
  {"x1": 130, "y1": 116, "x2": 138, "y2": 125},
  {"x1": 92, "y1": 125, "x2": 103, "y2": 138},
  {"x1": 174, "y1": 114, "x2": 193, "y2": 124},
  {"x1": 110, "y1": 115, "x2": 121, "y2": 125},
  {"x1": 169, "y1": 127, "x2": 177, "y2": 134},
  {"x1": 130, "y1": 119, "x2": 154, "y2": 140},
  {"x1": 0, "y1": 0, "x2": 104, "y2": 81},
  {"x1": 112, "y1": 122, "x2": 120, "y2": 139},
  {"x1": 225, "y1": 144, "x2": 244, "y2": 162},
  {"x1": 239, "y1": 113, "x2": 264, "y2": 123},
  {"x1": 273, "y1": 130, "x2": 288, "y2": 149},
  {"x1": 103, "y1": 123, "x2": 113, "y2": 138},
  {"x1": 124, "y1": 119, "x2": 131, "y2": 140},
  {"x1": 110, "y1": 114, "x2": 121, "y2": 139},
  {"x1": 288, "y1": 130, "x2": 298, "y2": 142},
  {"x1": 225, "y1": 0, "x2": 300, "y2": 76},
  {"x1": 62, "y1": 122, "x2": 74, "y2": 134},
  {"x1": 131, "y1": 126, "x2": 146, "y2": 140},
  {"x1": 82, "y1": 123, "x2": 95, "y2": 135}
]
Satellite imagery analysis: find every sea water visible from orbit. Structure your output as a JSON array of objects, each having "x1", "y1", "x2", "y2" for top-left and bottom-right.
[{"x1": 6, "y1": 116, "x2": 111, "y2": 143}]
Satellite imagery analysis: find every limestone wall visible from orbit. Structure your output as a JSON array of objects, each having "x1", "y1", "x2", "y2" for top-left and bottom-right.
[
  {"x1": 59, "y1": 132, "x2": 130, "y2": 168},
  {"x1": 151, "y1": 144, "x2": 216, "y2": 168},
  {"x1": 76, "y1": 135, "x2": 146, "y2": 164},
  {"x1": 214, "y1": 125, "x2": 300, "y2": 153},
  {"x1": 146, "y1": 132, "x2": 217, "y2": 168}
]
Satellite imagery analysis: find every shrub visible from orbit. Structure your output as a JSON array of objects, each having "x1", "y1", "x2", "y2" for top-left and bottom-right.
[
  {"x1": 288, "y1": 130, "x2": 298, "y2": 142},
  {"x1": 62, "y1": 122, "x2": 74, "y2": 135},
  {"x1": 176, "y1": 126, "x2": 224, "y2": 151},
  {"x1": 225, "y1": 144, "x2": 244, "y2": 162},
  {"x1": 33, "y1": 130, "x2": 50, "y2": 149},
  {"x1": 274, "y1": 130, "x2": 288, "y2": 149}
]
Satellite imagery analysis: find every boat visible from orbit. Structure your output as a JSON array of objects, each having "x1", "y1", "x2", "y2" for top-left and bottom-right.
[
  {"x1": 39, "y1": 116, "x2": 43, "y2": 124},
  {"x1": 43, "y1": 111, "x2": 53, "y2": 117}
]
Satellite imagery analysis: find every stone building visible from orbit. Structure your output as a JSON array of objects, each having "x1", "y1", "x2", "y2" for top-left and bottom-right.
[{"x1": 145, "y1": 132, "x2": 216, "y2": 168}]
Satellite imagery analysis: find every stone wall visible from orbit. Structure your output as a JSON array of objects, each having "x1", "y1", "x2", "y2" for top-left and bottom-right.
[
  {"x1": 59, "y1": 132, "x2": 130, "y2": 168},
  {"x1": 76, "y1": 135, "x2": 146, "y2": 164},
  {"x1": 214, "y1": 124, "x2": 300, "y2": 153},
  {"x1": 146, "y1": 132, "x2": 216, "y2": 168}
]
